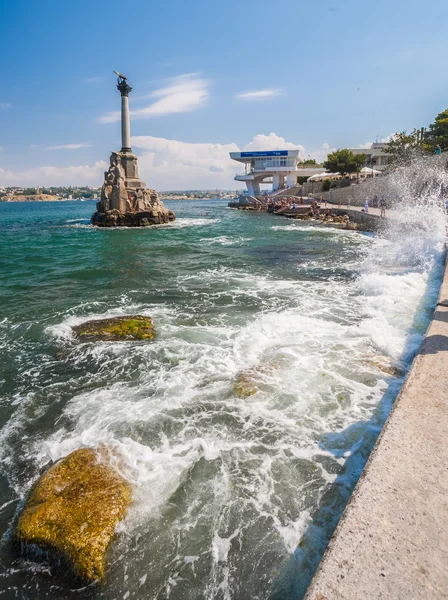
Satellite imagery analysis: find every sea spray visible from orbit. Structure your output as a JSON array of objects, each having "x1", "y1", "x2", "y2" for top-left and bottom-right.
[{"x1": 270, "y1": 155, "x2": 448, "y2": 599}]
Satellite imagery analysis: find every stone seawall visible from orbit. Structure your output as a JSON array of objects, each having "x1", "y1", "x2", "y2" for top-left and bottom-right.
[
  {"x1": 325, "y1": 209, "x2": 382, "y2": 232},
  {"x1": 304, "y1": 252, "x2": 448, "y2": 599}
]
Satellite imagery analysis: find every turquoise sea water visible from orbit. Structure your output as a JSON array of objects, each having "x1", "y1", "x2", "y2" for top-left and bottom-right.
[{"x1": 0, "y1": 199, "x2": 444, "y2": 599}]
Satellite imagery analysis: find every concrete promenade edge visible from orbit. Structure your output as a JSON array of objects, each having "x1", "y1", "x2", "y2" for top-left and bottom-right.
[{"x1": 304, "y1": 252, "x2": 448, "y2": 600}]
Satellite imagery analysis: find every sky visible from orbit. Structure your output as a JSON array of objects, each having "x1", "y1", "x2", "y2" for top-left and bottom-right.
[{"x1": 1, "y1": 0, "x2": 448, "y2": 190}]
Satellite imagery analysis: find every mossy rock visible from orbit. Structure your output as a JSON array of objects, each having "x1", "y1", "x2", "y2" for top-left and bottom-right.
[
  {"x1": 72, "y1": 315, "x2": 155, "y2": 342},
  {"x1": 14, "y1": 448, "x2": 131, "y2": 584}
]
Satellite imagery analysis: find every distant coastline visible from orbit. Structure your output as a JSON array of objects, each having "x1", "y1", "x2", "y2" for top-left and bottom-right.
[
  {"x1": 1, "y1": 189, "x2": 238, "y2": 203},
  {"x1": 1, "y1": 194, "x2": 76, "y2": 202}
]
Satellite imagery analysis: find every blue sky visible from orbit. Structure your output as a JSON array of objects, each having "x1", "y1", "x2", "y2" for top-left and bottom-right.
[{"x1": 1, "y1": 0, "x2": 448, "y2": 189}]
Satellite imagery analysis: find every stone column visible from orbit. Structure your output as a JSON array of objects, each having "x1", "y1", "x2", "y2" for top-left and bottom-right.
[{"x1": 117, "y1": 79, "x2": 132, "y2": 153}]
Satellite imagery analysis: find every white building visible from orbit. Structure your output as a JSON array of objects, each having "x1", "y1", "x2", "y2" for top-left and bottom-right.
[
  {"x1": 229, "y1": 149, "x2": 326, "y2": 195},
  {"x1": 347, "y1": 142, "x2": 392, "y2": 171}
]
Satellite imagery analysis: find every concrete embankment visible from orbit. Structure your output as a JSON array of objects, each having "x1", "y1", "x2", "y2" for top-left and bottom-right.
[{"x1": 304, "y1": 253, "x2": 448, "y2": 599}]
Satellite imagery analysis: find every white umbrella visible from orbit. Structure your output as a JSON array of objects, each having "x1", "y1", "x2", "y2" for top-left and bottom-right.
[
  {"x1": 360, "y1": 166, "x2": 381, "y2": 175},
  {"x1": 307, "y1": 172, "x2": 326, "y2": 181},
  {"x1": 320, "y1": 172, "x2": 340, "y2": 180}
]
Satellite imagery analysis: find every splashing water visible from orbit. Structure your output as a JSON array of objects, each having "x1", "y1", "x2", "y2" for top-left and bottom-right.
[{"x1": 0, "y1": 163, "x2": 446, "y2": 600}]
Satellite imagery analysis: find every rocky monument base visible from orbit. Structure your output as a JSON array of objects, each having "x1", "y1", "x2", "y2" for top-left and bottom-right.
[
  {"x1": 91, "y1": 206, "x2": 175, "y2": 227},
  {"x1": 91, "y1": 151, "x2": 175, "y2": 228}
]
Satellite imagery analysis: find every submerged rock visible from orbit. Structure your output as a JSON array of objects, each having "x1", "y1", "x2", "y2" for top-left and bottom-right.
[
  {"x1": 362, "y1": 356, "x2": 404, "y2": 376},
  {"x1": 72, "y1": 315, "x2": 155, "y2": 342},
  {"x1": 14, "y1": 448, "x2": 131, "y2": 583},
  {"x1": 234, "y1": 364, "x2": 276, "y2": 398},
  {"x1": 234, "y1": 371, "x2": 259, "y2": 398}
]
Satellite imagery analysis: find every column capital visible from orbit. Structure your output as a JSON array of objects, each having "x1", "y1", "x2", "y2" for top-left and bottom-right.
[{"x1": 117, "y1": 81, "x2": 132, "y2": 97}]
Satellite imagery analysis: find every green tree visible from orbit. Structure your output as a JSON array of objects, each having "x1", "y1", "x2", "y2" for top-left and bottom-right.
[
  {"x1": 323, "y1": 149, "x2": 360, "y2": 179},
  {"x1": 352, "y1": 153, "x2": 367, "y2": 181},
  {"x1": 384, "y1": 130, "x2": 421, "y2": 164},
  {"x1": 426, "y1": 108, "x2": 448, "y2": 152},
  {"x1": 322, "y1": 178, "x2": 331, "y2": 192},
  {"x1": 301, "y1": 158, "x2": 318, "y2": 166}
]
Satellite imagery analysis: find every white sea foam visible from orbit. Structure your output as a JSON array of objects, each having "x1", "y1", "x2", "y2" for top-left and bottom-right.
[
  {"x1": 271, "y1": 224, "x2": 348, "y2": 232},
  {"x1": 161, "y1": 217, "x2": 221, "y2": 229},
  {"x1": 64, "y1": 223, "x2": 94, "y2": 229},
  {"x1": 35, "y1": 229, "x2": 440, "y2": 541},
  {"x1": 199, "y1": 235, "x2": 253, "y2": 246}
]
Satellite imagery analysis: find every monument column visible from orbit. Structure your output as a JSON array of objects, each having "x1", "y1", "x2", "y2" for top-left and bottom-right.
[
  {"x1": 117, "y1": 78, "x2": 132, "y2": 153},
  {"x1": 91, "y1": 72, "x2": 175, "y2": 226}
]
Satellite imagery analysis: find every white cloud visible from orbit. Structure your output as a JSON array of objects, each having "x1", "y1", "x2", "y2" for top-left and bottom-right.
[
  {"x1": 243, "y1": 133, "x2": 304, "y2": 153},
  {"x1": 307, "y1": 142, "x2": 336, "y2": 163},
  {"x1": 132, "y1": 135, "x2": 240, "y2": 189},
  {"x1": 99, "y1": 73, "x2": 210, "y2": 123},
  {"x1": 236, "y1": 89, "x2": 281, "y2": 100},
  {"x1": 132, "y1": 132, "x2": 317, "y2": 189},
  {"x1": 0, "y1": 133, "x2": 336, "y2": 189},
  {"x1": 46, "y1": 143, "x2": 91, "y2": 150},
  {"x1": 99, "y1": 110, "x2": 120, "y2": 124},
  {"x1": 87, "y1": 77, "x2": 103, "y2": 83},
  {"x1": 0, "y1": 103, "x2": 11, "y2": 109},
  {"x1": 0, "y1": 161, "x2": 107, "y2": 186},
  {"x1": 0, "y1": 146, "x2": 3, "y2": 151}
]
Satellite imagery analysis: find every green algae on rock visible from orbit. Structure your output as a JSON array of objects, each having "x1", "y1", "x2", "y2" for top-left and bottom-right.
[
  {"x1": 72, "y1": 315, "x2": 155, "y2": 342},
  {"x1": 14, "y1": 448, "x2": 131, "y2": 584}
]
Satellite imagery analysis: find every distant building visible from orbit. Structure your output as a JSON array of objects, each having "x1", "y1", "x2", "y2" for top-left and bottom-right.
[
  {"x1": 229, "y1": 149, "x2": 325, "y2": 195},
  {"x1": 347, "y1": 143, "x2": 392, "y2": 171}
]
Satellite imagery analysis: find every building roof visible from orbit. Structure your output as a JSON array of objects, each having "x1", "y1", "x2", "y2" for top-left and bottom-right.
[{"x1": 230, "y1": 149, "x2": 301, "y2": 163}]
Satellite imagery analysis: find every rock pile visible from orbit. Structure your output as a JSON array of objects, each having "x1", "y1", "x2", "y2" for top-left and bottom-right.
[{"x1": 91, "y1": 152, "x2": 175, "y2": 227}]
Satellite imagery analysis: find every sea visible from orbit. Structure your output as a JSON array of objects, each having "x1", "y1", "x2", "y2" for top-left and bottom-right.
[{"x1": 0, "y1": 197, "x2": 445, "y2": 599}]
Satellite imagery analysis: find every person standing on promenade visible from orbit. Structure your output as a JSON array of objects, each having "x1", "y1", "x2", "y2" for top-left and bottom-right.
[
  {"x1": 363, "y1": 199, "x2": 369, "y2": 213},
  {"x1": 380, "y1": 196, "x2": 386, "y2": 217}
]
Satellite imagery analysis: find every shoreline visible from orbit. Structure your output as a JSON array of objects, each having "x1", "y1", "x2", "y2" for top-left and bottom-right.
[
  {"x1": 0, "y1": 196, "x2": 88, "y2": 202},
  {"x1": 304, "y1": 249, "x2": 448, "y2": 599}
]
